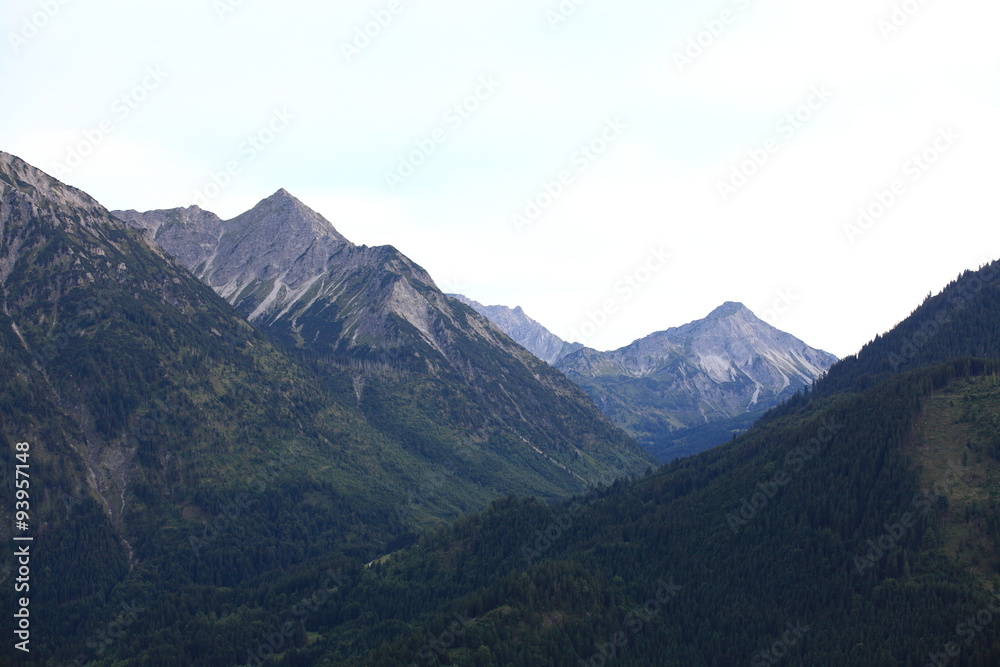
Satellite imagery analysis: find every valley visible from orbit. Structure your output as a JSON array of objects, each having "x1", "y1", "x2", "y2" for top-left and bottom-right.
[{"x1": 0, "y1": 149, "x2": 998, "y2": 665}]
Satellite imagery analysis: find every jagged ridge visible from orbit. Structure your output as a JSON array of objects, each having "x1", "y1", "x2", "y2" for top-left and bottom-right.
[{"x1": 447, "y1": 294, "x2": 583, "y2": 365}]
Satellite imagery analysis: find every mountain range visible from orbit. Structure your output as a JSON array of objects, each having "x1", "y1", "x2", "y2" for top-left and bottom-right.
[
  {"x1": 447, "y1": 295, "x2": 837, "y2": 461},
  {"x1": 254, "y1": 260, "x2": 1000, "y2": 667},
  {"x1": 0, "y1": 151, "x2": 648, "y2": 662},
  {"x1": 4, "y1": 147, "x2": 1000, "y2": 666},
  {"x1": 116, "y1": 186, "x2": 837, "y2": 470},
  {"x1": 113, "y1": 189, "x2": 652, "y2": 499}
]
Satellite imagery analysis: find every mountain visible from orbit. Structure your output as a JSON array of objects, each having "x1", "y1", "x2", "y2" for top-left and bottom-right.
[
  {"x1": 117, "y1": 192, "x2": 834, "y2": 470},
  {"x1": 252, "y1": 260, "x2": 1000, "y2": 667},
  {"x1": 0, "y1": 151, "x2": 649, "y2": 663},
  {"x1": 7, "y1": 145, "x2": 1000, "y2": 664},
  {"x1": 114, "y1": 192, "x2": 651, "y2": 498},
  {"x1": 447, "y1": 294, "x2": 583, "y2": 364},
  {"x1": 0, "y1": 150, "x2": 415, "y2": 660},
  {"x1": 116, "y1": 191, "x2": 353, "y2": 334},
  {"x1": 805, "y1": 263, "x2": 1000, "y2": 398},
  {"x1": 555, "y1": 301, "x2": 838, "y2": 461}
]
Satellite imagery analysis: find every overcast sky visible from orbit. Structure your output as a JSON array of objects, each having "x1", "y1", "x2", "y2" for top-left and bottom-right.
[{"x1": 2, "y1": 0, "x2": 998, "y2": 358}]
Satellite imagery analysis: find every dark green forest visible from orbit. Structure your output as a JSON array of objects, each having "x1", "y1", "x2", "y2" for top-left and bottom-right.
[{"x1": 257, "y1": 360, "x2": 1000, "y2": 666}]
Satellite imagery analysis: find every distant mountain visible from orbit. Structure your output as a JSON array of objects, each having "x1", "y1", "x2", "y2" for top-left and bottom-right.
[
  {"x1": 556, "y1": 302, "x2": 838, "y2": 461},
  {"x1": 447, "y1": 294, "x2": 582, "y2": 364},
  {"x1": 115, "y1": 192, "x2": 651, "y2": 497}
]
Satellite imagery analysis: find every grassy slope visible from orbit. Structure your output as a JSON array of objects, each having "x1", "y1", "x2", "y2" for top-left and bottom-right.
[{"x1": 912, "y1": 375, "x2": 1000, "y2": 590}]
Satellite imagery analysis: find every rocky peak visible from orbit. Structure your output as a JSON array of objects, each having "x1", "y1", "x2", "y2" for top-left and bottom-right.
[
  {"x1": 116, "y1": 192, "x2": 452, "y2": 357},
  {"x1": 622, "y1": 303, "x2": 836, "y2": 385},
  {"x1": 0, "y1": 152, "x2": 142, "y2": 289},
  {"x1": 232, "y1": 189, "x2": 352, "y2": 248},
  {"x1": 0, "y1": 151, "x2": 105, "y2": 221},
  {"x1": 114, "y1": 190, "x2": 364, "y2": 326},
  {"x1": 706, "y1": 301, "x2": 753, "y2": 319},
  {"x1": 668, "y1": 302, "x2": 765, "y2": 340},
  {"x1": 556, "y1": 303, "x2": 838, "y2": 459}
]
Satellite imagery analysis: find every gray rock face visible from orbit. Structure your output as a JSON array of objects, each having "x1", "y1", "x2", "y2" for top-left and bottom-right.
[
  {"x1": 114, "y1": 190, "x2": 653, "y2": 485},
  {"x1": 448, "y1": 294, "x2": 583, "y2": 365},
  {"x1": 556, "y1": 302, "x2": 838, "y2": 460},
  {"x1": 0, "y1": 151, "x2": 104, "y2": 219},
  {"x1": 116, "y1": 191, "x2": 451, "y2": 354},
  {"x1": 116, "y1": 191, "x2": 354, "y2": 323},
  {"x1": 114, "y1": 205, "x2": 225, "y2": 269},
  {"x1": 117, "y1": 191, "x2": 583, "y2": 372}
]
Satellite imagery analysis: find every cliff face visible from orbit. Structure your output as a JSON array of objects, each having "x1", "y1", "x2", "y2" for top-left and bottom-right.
[{"x1": 556, "y1": 302, "x2": 838, "y2": 459}]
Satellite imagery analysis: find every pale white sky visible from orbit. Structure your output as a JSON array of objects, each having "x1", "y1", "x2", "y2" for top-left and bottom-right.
[{"x1": 3, "y1": 0, "x2": 998, "y2": 358}]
